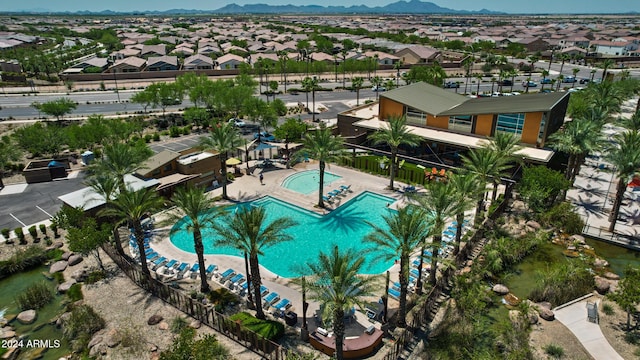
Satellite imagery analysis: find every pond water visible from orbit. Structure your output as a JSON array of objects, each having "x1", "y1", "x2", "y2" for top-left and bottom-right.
[
  {"x1": 585, "y1": 238, "x2": 640, "y2": 276},
  {"x1": 0, "y1": 266, "x2": 70, "y2": 359}
]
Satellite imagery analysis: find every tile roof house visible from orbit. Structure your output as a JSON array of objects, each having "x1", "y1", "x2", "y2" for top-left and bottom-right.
[
  {"x1": 146, "y1": 55, "x2": 179, "y2": 71},
  {"x1": 394, "y1": 46, "x2": 441, "y2": 65},
  {"x1": 108, "y1": 56, "x2": 146, "y2": 73},
  {"x1": 183, "y1": 54, "x2": 215, "y2": 70},
  {"x1": 140, "y1": 44, "x2": 167, "y2": 58},
  {"x1": 216, "y1": 53, "x2": 246, "y2": 70}
]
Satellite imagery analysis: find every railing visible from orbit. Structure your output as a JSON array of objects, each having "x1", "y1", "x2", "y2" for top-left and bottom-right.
[
  {"x1": 582, "y1": 224, "x2": 640, "y2": 250},
  {"x1": 102, "y1": 244, "x2": 288, "y2": 360}
]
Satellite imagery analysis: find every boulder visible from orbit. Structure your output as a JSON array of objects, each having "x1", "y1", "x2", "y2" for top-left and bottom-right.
[
  {"x1": 526, "y1": 220, "x2": 541, "y2": 230},
  {"x1": 89, "y1": 343, "x2": 108, "y2": 357},
  {"x1": 536, "y1": 302, "x2": 552, "y2": 310},
  {"x1": 17, "y1": 310, "x2": 37, "y2": 324},
  {"x1": 61, "y1": 252, "x2": 72, "y2": 261},
  {"x1": 87, "y1": 334, "x2": 103, "y2": 349},
  {"x1": 53, "y1": 242, "x2": 64, "y2": 248},
  {"x1": 71, "y1": 269, "x2": 88, "y2": 282},
  {"x1": 570, "y1": 234, "x2": 586, "y2": 244},
  {"x1": 538, "y1": 308, "x2": 555, "y2": 321},
  {"x1": 603, "y1": 272, "x2": 620, "y2": 280},
  {"x1": 594, "y1": 277, "x2": 611, "y2": 295},
  {"x1": 49, "y1": 261, "x2": 67, "y2": 273},
  {"x1": 68, "y1": 255, "x2": 83, "y2": 266},
  {"x1": 0, "y1": 329, "x2": 16, "y2": 339},
  {"x1": 492, "y1": 284, "x2": 510, "y2": 295},
  {"x1": 528, "y1": 312, "x2": 539, "y2": 325},
  {"x1": 593, "y1": 258, "x2": 609, "y2": 268},
  {"x1": 147, "y1": 315, "x2": 163, "y2": 326},
  {"x1": 104, "y1": 329, "x2": 121, "y2": 348},
  {"x1": 189, "y1": 320, "x2": 201, "y2": 329},
  {"x1": 158, "y1": 321, "x2": 169, "y2": 330},
  {"x1": 56, "y1": 312, "x2": 71, "y2": 327},
  {"x1": 58, "y1": 280, "x2": 77, "y2": 293}
]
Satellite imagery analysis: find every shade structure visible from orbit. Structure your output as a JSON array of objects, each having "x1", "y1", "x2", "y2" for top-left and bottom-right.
[{"x1": 226, "y1": 157, "x2": 242, "y2": 166}]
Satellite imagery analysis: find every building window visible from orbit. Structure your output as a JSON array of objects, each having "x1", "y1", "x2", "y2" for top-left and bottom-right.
[
  {"x1": 164, "y1": 163, "x2": 173, "y2": 172},
  {"x1": 537, "y1": 114, "x2": 547, "y2": 145},
  {"x1": 405, "y1": 106, "x2": 427, "y2": 126},
  {"x1": 496, "y1": 113, "x2": 525, "y2": 138},
  {"x1": 448, "y1": 115, "x2": 472, "y2": 133}
]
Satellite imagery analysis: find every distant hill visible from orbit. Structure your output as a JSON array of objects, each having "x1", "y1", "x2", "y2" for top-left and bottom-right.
[{"x1": 6, "y1": 1, "x2": 505, "y2": 15}]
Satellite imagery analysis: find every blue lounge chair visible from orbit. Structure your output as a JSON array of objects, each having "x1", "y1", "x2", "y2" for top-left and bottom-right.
[
  {"x1": 205, "y1": 264, "x2": 218, "y2": 278},
  {"x1": 165, "y1": 259, "x2": 178, "y2": 269},
  {"x1": 236, "y1": 282, "x2": 249, "y2": 294},
  {"x1": 260, "y1": 285, "x2": 269, "y2": 296},
  {"x1": 322, "y1": 195, "x2": 333, "y2": 203},
  {"x1": 340, "y1": 185, "x2": 351, "y2": 192},
  {"x1": 151, "y1": 257, "x2": 167, "y2": 270},
  {"x1": 176, "y1": 262, "x2": 189, "y2": 278},
  {"x1": 329, "y1": 190, "x2": 340, "y2": 197},
  {"x1": 263, "y1": 292, "x2": 280, "y2": 307},
  {"x1": 388, "y1": 288, "x2": 401, "y2": 300},
  {"x1": 392, "y1": 282, "x2": 401, "y2": 291},
  {"x1": 218, "y1": 268, "x2": 235, "y2": 281},
  {"x1": 410, "y1": 268, "x2": 420, "y2": 279},
  {"x1": 189, "y1": 263, "x2": 199, "y2": 272},
  {"x1": 411, "y1": 259, "x2": 421, "y2": 268},
  {"x1": 144, "y1": 251, "x2": 158, "y2": 261},
  {"x1": 273, "y1": 299, "x2": 291, "y2": 310}
]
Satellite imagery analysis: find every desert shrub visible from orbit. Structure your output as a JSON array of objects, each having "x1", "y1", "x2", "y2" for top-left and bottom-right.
[
  {"x1": 160, "y1": 327, "x2": 229, "y2": 360},
  {"x1": 544, "y1": 344, "x2": 564, "y2": 358},
  {"x1": 119, "y1": 324, "x2": 146, "y2": 357},
  {"x1": 602, "y1": 303, "x2": 615, "y2": 316},
  {"x1": 538, "y1": 202, "x2": 584, "y2": 234},
  {"x1": 28, "y1": 226, "x2": 38, "y2": 241},
  {"x1": 229, "y1": 312, "x2": 285, "y2": 340},
  {"x1": 153, "y1": 133, "x2": 160, "y2": 141},
  {"x1": 66, "y1": 283, "x2": 84, "y2": 302},
  {"x1": 62, "y1": 304, "x2": 105, "y2": 352},
  {"x1": 85, "y1": 270, "x2": 106, "y2": 284},
  {"x1": 207, "y1": 288, "x2": 237, "y2": 312},
  {"x1": 182, "y1": 126, "x2": 190, "y2": 135},
  {"x1": 529, "y1": 261, "x2": 594, "y2": 307},
  {"x1": 1, "y1": 228, "x2": 10, "y2": 240},
  {"x1": 15, "y1": 281, "x2": 54, "y2": 310},
  {"x1": 51, "y1": 223, "x2": 59, "y2": 238},
  {"x1": 170, "y1": 316, "x2": 189, "y2": 333},
  {"x1": 625, "y1": 331, "x2": 640, "y2": 345},
  {"x1": 39, "y1": 224, "x2": 47, "y2": 237},
  {"x1": 169, "y1": 126, "x2": 181, "y2": 137},
  {"x1": 144, "y1": 134, "x2": 152, "y2": 143},
  {"x1": 15, "y1": 228, "x2": 25, "y2": 244}
]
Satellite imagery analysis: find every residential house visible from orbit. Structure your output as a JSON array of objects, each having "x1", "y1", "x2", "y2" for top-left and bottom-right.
[
  {"x1": 140, "y1": 44, "x2": 167, "y2": 58},
  {"x1": 109, "y1": 47, "x2": 140, "y2": 61},
  {"x1": 337, "y1": 82, "x2": 570, "y2": 164},
  {"x1": 183, "y1": 54, "x2": 215, "y2": 70},
  {"x1": 108, "y1": 56, "x2": 146, "y2": 73},
  {"x1": 394, "y1": 46, "x2": 441, "y2": 65},
  {"x1": 216, "y1": 54, "x2": 246, "y2": 69},
  {"x1": 62, "y1": 56, "x2": 109, "y2": 74},
  {"x1": 514, "y1": 37, "x2": 549, "y2": 52},
  {"x1": 146, "y1": 56, "x2": 179, "y2": 71},
  {"x1": 363, "y1": 51, "x2": 400, "y2": 65}
]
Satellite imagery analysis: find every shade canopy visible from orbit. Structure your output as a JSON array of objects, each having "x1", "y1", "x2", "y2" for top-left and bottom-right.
[{"x1": 226, "y1": 157, "x2": 242, "y2": 166}]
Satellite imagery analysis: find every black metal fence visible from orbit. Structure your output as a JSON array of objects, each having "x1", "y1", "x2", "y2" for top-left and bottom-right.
[{"x1": 102, "y1": 244, "x2": 288, "y2": 360}]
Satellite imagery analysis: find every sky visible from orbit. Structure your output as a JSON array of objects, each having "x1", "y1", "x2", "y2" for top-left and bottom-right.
[{"x1": 4, "y1": 0, "x2": 640, "y2": 14}]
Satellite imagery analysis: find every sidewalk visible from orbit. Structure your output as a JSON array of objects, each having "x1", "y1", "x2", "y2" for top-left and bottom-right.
[{"x1": 554, "y1": 295, "x2": 624, "y2": 360}]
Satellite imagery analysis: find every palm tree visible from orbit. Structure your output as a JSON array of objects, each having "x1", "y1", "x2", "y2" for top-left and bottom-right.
[
  {"x1": 601, "y1": 59, "x2": 615, "y2": 81},
  {"x1": 368, "y1": 115, "x2": 422, "y2": 190},
  {"x1": 0, "y1": 136, "x2": 20, "y2": 189},
  {"x1": 587, "y1": 81, "x2": 624, "y2": 117},
  {"x1": 558, "y1": 53, "x2": 570, "y2": 76},
  {"x1": 199, "y1": 122, "x2": 242, "y2": 200},
  {"x1": 412, "y1": 181, "x2": 457, "y2": 286},
  {"x1": 352, "y1": 77, "x2": 364, "y2": 106},
  {"x1": 305, "y1": 246, "x2": 378, "y2": 360},
  {"x1": 170, "y1": 186, "x2": 219, "y2": 293},
  {"x1": 371, "y1": 76, "x2": 382, "y2": 100},
  {"x1": 526, "y1": 54, "x2": 540, "y2": 93},
  {"x1": 90, "y1": 142, "x2": 152, "y2": 192},
  {"x1": 620, "y1": 109, "x2": 640, "y2": 132},
  {"x1": 302, "y1": 76, "x2": 320, "y2": 122},
  {"x1": 475, "y1": 74, "x2": 483, "y2": 95},
  {"x1": 462, "y1": 56, "x2": 474, "y2": 94},
  {"x1": 482, "y1": 132, "x2": 522, "y2": 201},
  {"x1": 448, "y1": 172, "x2": 482, "y2": 259},
  {"x1": 605, "y1": 131, "x2": 640, "y2": 232},
  {"x1": 364, "y1": 206, "x2": 431, "y2": 328},
  {"x1": 85, "y1": 173, "x2": 126, "y2": 256},
  {"x1": 99, "y1": 188, "x2": 164, "y2": 284},
  {"x1": 462, "y1": 148, "x2": 509, "y2": 217},
  {"x1": 541, "y1": 69, "x2": 549, "y2": 91},
  {"x1": 211, "y1": 206, "x2": 297, "y2": 318},
  {"x1": 549, "y1": 118, "x2": 603, "y2": 185},
  {"x1": 299, "y1": 124, "x2": 345, "y2": 208},
  {"x1": 572, "y1": 68, "x2": 580, "y2": 88},
  {"x1": 394, "y1": 60, "x2": 404, "y2": 88}
]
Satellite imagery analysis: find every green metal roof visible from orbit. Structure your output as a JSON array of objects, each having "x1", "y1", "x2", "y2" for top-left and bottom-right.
[
  {"x1": 439, "y1": 92, "x2": 570, "y2": 116},
  {"x1": 380, "y1": 82, "x2": 469, "y2": 116}
]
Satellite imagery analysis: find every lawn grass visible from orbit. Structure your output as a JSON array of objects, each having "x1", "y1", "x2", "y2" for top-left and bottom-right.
[{"x1": 229, "y1": 312, "x2": 284, "y2": 340}]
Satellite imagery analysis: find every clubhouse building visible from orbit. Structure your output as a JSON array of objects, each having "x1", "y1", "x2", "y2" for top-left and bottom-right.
[{"x1": 337, "y1": 82, "x2": 571, "y2": 164}]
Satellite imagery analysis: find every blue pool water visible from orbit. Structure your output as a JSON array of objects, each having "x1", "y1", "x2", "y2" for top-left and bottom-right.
[
  {"x1": 170, "y1": 191, "x2": 396, "y2": 278},
  {"x1": 281, "y1": 170, "x2": 342, "y2": 194}
]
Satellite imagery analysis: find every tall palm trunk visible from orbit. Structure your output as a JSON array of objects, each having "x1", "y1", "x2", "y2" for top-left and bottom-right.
[
  {"x1": 134, "y1": 221, "x2": 152, "y2": 286},
  {"x1": 453, "y1": 213, "x2": 464, "y2": 259},
  {"x1": 397, "y1": 256, "x2": 409, "y2": 328},
  {"x1": 311, "y1": 89, "x2": 316, "y2": 123},
  {"x1": 250, "y1": 255, "x2": 265, "y2": 319},
  {"x1": 389, "y1": 148, "x2": 397, "y2": 189},
  {"x1": 194, "y1": 229, "x2": 210, "y2": 293},
  {"x1": 429, "y1": 235, "x2": 442, "y2": 285},
  {"x1": 220, "y1": 155, "x2": 229, "y2": 199},
  {"x1": 333, "y1": 308, "x2": 346, "y2": 360},
  {"x1": 608, "y1": 178, "x2": 627, "y2": 232},
  {"x1": 112, "y1": 227, "x2": 125, "y2": 257},
  {"x1": 565, "y1": 154, "x2": 576, "y2": 181},
  {"x1": 491, "y1": 180, "x2": 499, "y2": 201},
  {"x1": 415, "y1": 243, "x2": 425, "y2": 295},
  {"x1": 318, "y1": 161, "x2": 326, "y2": 208}
]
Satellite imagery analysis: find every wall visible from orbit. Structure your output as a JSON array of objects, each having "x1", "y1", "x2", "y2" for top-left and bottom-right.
[
  {"x1": 426, "y1": 115, "x2": 449, "y2": 129},
  {"x1": 521, "y1": 112, "x2": 543, "y2": 145},
  {"x1": 474, "y1": 114, "x2": 494, "y2": 137},
  {"x1": 61, "y1": 68, "x2": 240, "y2": 82},
  {"x1": 379, "y1": 97, "x2": 404, "y2": 120}
]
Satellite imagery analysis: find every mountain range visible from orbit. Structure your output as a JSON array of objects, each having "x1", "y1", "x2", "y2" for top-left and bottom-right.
[{"x1": 8, "y1": 1, "x2": 504, "y2": 15}]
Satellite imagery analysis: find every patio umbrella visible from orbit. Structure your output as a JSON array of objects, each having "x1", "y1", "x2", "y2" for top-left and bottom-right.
[{"x1": 226, "y1": 157, "x2": 241, "y2": 166}]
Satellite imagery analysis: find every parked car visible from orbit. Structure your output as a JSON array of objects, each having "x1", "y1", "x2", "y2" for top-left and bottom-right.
[
  {"x1": 579, "y1": 78, "x2": 591, "y2": 84},
  {"x1": 522, "y1": 81, "x2": 537, "y2": 87},
  {"x1": 371, "y1": 85, "x2": 386, "y2": 92},
  {"x1": 253, "y1": 131, "x2": 276, "y2": 142},
  {"x1": 540, "y1": 78, "x2": 552, "y2": 84},
  {"x1": 498, "y1": 79, "x2": 513, "y2": 86},
  {"x1": 228, "y1": 118, "x2": 246, "y2": 128},
  {"x1": 443, "y1": 81, "x2": 460, "y2": 88},
  {"x1": 563, "y1": 76, "x2": 577, "y2": 83}
]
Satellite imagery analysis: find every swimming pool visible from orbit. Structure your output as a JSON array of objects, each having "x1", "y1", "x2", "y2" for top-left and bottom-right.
[
  {"x1": 170, "y1": 191, "x2": 396, "y2": 278},
  {"x1": 281, "y1": 170, "x2": 342, "y2": 195}
]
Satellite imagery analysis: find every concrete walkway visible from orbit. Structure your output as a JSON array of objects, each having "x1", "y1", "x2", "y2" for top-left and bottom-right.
[{"x1": 554, "y1": 296, "x2": 624, "y2": 360}]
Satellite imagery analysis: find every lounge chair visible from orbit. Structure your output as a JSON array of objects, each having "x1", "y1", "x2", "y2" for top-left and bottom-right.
[
  {"x1": 388, "y1": 288, "x2": 401, "y2": 300},
  {"x1": 328, "y1": 190, "x2": 341, "y2": 197},
  {"x1": 218, "y1": 268, "x2": 236, "y2": 282},
  {"x1": 176, "y1": 262, "x2": 190, "y2": 279},
  {"x1": 411, "y1": 259, "x2": 421, "y2": 268},
  {"x1": 340, "y1": 185, "x2": 352, "y2": 192},
  {"x1": 236, "y1": 282, "x2": 249, "y2": 294},
  {"x1": 144, "y1": 251, "x2": 159, "y2": 262},
  {"x1": 273, "y1": 299, "x2": 291, "y2": 310},
  {"x1": 189, "y1": 263, "x2": 200, "y2": 278},
  {"x1": 205, "y1": 264, "x2": 218, "y2": 279},
  {"x1": 260, "y1": 285, "x2": 269, "y2": 297},
  {"x1": 322, "y1": 195, "x2": 334, "y2": 203},
  {"x1": 151, "y1": 257, "x2": 167, "y2": 270},
  {"x1": 263, "y1": 292, "x2": 280, "y2": 308},
  {"x1": 410, "y1": 268, "x2": 420, "y2": 279},
  {"x1": 164, "y1": 259, "x2": 178, "y2": 269},
  {"x1": 392, "y1": 282, "x2": 401, "y2": 291}
]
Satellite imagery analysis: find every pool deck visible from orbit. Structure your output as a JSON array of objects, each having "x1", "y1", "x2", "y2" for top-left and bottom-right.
[{"x1": 146, "y1": 161, "x2": 414, "y2": 326}]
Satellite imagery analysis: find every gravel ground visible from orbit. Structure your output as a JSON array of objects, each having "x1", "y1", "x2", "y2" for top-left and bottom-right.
[
  {"x1": 529, "y1": 317, "x2": 593, "y2": 360},
  {"x1": 598, "y1": 298, "x2": 640, "y2": 360}
]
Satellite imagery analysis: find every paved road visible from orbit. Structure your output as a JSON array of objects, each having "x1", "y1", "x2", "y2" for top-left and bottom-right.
[{"x1": 0, "y1": 172, "x2": 87, "y2": 231}]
